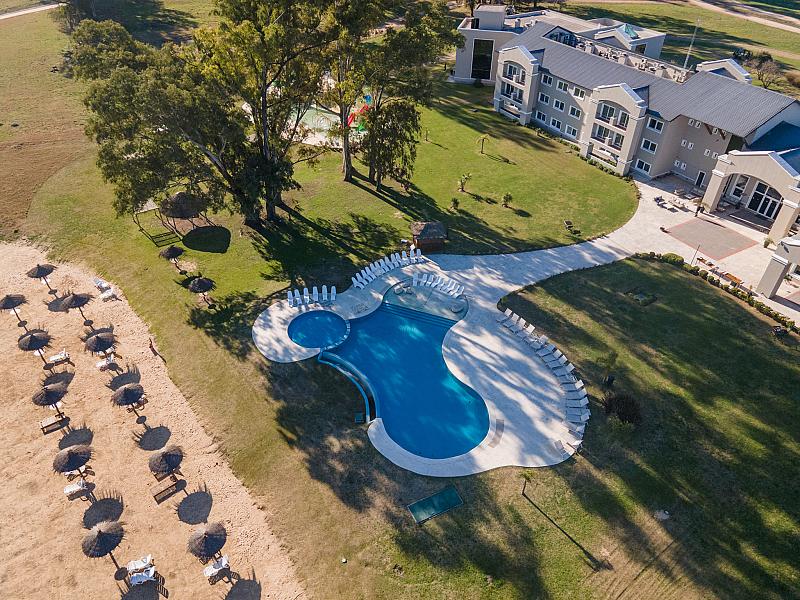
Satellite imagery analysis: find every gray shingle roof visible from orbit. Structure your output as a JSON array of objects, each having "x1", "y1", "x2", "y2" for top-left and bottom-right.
[{"x1": 503, "y1": 23, "x2": 797, "y2": 137}]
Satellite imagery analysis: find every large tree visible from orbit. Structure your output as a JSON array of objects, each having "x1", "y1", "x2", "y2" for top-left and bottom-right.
[{"x1": 362, "y1": 98, "x2": 420, "y2": 190}]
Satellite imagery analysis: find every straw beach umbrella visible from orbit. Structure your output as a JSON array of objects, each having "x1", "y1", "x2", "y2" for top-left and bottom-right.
[
  {"x1": 0, "y1": 294, "x2": 26, "y2": 322},
  {"x1": 187, "y1": 522, "x2": 227, "y2": 561},
  {"x1": 111, "y1": 383, "x2": 144, "y2": 407},
  {"x1": 18, "y1": 329, "x2": 50, "y2": 351},
  {"x1": 159, "y1": 245, "x2": 183, "y2": 265},
  {"x1": 188, "y1": 277, "x2": 215, "y2": 305},
  {"x1": 53, "y1": 444, "x2": 92, "y2": 474},
  {"x1": 148, "y1": 445, "x2": 184, "y2": 477},
  {"x1": 85, "y1": 331, "x2": 115, "y2": 354},
  {"x1": 82, "y1": 521, "x2": 125, "y2": 568},
  {"x1": 26, "y1": 264, "x2": 56, "y2": 292},
  {"x1": 58, "y1": 292, "x2": 92, "y2": 324},
  {"x1": 32, "y1": 383, "x2": 68, "y2": 417}
]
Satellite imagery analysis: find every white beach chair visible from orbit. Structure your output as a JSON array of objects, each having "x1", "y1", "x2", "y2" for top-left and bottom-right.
[
  {"x1": 527, "y1": 334, "x2": 548, "y2": 349},
  {"x1": 536, "y1": 343, "x2": 556, "y2": 357},
  {"x1": 127, "y1": 555, "x2": 153, "y2": 574},
  {"x1": 312, "y1": 286, "x2": 319, "y2": 303},
  {"x1": 303, "y1": 288, "x2": 310, "y2": 304},
  {"x1": 293, "y1": 290, "x2": 302, "y2": 305},
  {"x1": 425, "y1": 275, "x2": 436, "y2": 287},
  {"x1": 100, "y1": 288, "x2": 116, "y2": 301},
  {"x1": 64, "y1": 478, "x2": 88, "y2": 499},
  {"x1": 496, "y1": 308, "x2": 513, "y2": 323},
  {"x1": 429, "y1": 276, "x2": 440, "y2": 288},
  {"x1": 452, "y1": 285, "x2": 464, "y2": 296},
  {"x1": 563, "y1": 380, "x2": 585, "y2": 392},
  {"x1": 330, "y1": 286, "x2": 336, "y2": 303},
  {"x1": 287, "y1": 291, "x2": 295, "y2": 307},
  {"x1": 93, "y1": 277, "x2": 111, "y2": 291},
  {"x1": 415, "y1": 249, "x2": 422, "y2": 262},
  {"x1": 377, "y1": 258, "x2": 389, "y2": 273},
  {"x1": 321, "y1": 285, "x2": 328, "y2": 303},
  {"x1": 568, "y1": 422, "x2": 586, "y2": 436},
  {"x1": 554, "y1": 439, "x2": 571, "y2": 460},
  {"x1": 419, "y1": 273, "x2": 428, "y2": 286},
  {"x1": 503, "y1": 315, "x2": 520, "y2": 329},
  {"x1": 365, "y1": 266, "x2": 377, "y2": 281},
  {"x1": 373, "y1": 261, "x2": 385, "y2": 274},
  {"x1": 566, "y1": 397, "x2": 589, "y2": 408},
  {"x1": 130, "y1": 566, "x2": 156, "y2": 586},
  {"x1": 351, "y1": 277, "x2": 363, "y2": 290},
  {"x1": 393, "y1": 253, "x2": 402, "y2": 268},
  {"x1": 401, "y1": 251, "x2": 409, "y2": 265},
  {"x1": 509, "y1": 318, "x2": 527, "y2": 334},
  {"x1": 356, "y1": 272, "x2": 368, "y2": 286},
  {"x1": 516, "y1": 323, "x2": 535, "y2": 338},
  {"x1": 554, "y1": 363, "x2": 575, "y2": 376},
  {"x1": 566, "y1": 389, "x2": 587, "y2": 401},
  {"x1": 203, "y1": 555, "x2": 229, "y2": 579},
  {"x1": 548, "y1": 355, "x2": 569, "y2": 369},
  {"x1": 49, "y1": 349, "x2": 70, "y2": 365},
  {"x1": 96, "y1": 354, "x2": 115, "y2": 371},
  {"x1": 412, "y1": 274, "x2": 418, "y2": 287},
  {"x1": 566, "y1": 407, "x2": 590, "y2": 420}
]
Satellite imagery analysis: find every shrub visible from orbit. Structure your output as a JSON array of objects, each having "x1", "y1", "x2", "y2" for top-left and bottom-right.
[
  {"x1": 764, "y1": 237, "x2": 773, "y2": 248},
  {"x1": 450, "y1": 197, "x2": 459, "y2": 211},
  {"x1": 661, "y1": 252, "x2": 685, "y2": 266},
  {"x1": 787, "y1": 71, "x2": 800, "y2": 89},
  {"x1": 472, "y1": 78, "x2": 483, "y2": 88},
  {"x1": 602, "y1": 390, "x2": 642, "y2": 426}
]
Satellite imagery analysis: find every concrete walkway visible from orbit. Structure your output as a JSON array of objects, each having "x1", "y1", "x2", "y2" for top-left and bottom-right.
[{"x1": 0, "y1": 2, "x2": 60, "y2": 21}]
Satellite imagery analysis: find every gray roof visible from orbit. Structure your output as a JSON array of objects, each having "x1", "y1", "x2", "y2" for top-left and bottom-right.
[{"x1": 504, "y1": 23, "x2": 797, "y2": 137}]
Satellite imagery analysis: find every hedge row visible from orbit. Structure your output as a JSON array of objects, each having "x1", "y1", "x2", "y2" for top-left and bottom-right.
[{"x1": 633, "y1": 251, "x2": 799, "y2": 334}]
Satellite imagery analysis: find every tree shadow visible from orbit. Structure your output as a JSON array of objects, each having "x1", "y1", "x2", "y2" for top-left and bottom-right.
[
  {"x1": 183, "y1": 226, "x2": 231, "y2": 254},
  {"x1": 176, "y1": 484, "x2": 213, "y2": 525},
  {"x1": 187, "y1": 291, "x2": 270, "y2": 361},
  {"x1": 223, "y1": 570, "x2": 261, "y2": 600},
  {"x1": 94, "y1": 0, "x2": 199, "y2": 46}
]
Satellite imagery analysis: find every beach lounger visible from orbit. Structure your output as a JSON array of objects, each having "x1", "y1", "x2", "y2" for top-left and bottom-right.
[
  {"x1": 445, "y1": 280, "x2": 457, "y2": 294},
  {"x1": 100, "y1": 288, "x2": 116, "y2": 301},
  {"x1": 96, "y1": 355, "x2": 115, "y2": 371},
  {"x1": 565, "y1": 436, "x2": 583, "y2": 451},
  {"x1": 151, "y1": 478, "x2": 182, "y2": 504},
  {"x1": 130, "y1": 566, "x2": 156, "y2": 586},
  {"x1": 64, "y1": 465, "x2": 88, "y2": 480},
  {"x1": 418, "y1": 273, "x2": 428, "y2": 286},
  {"x1": 393, "y1": 253, "x2": 402, "y2": 267},
  {"x1": 415, "y1": 249, "x2": 422, "y2": 262},
  {"x1": 379, "y1": 258, "x2": 390, "y2": 272},
  {"x1": 293, "y1": 289, "x2": 302, "y2": 305},
  {"x1": 303, "y1": 288, "x2": 310, "y2": 304},
  {"x1": 363, "y1": 267, "x2": 375, "y2": 282},
  {"x1": 287, "y1": 291, "x2": 295, "y2": 307},
  {"x1": 566, "y1": 408, "x2": 590, "y2": 422},
  {"x1": 401, "y1": 251, "x2": 409, "y2": 265},
  {"x1": 496, "y1": 308, "x2": 513, "y2": 323},
  {"x1": 543, "y1": 349, "x2": 563, "y2": 364},
  {"x1": 93, "y1": 277, "x2": 111, "y2": 291},
  {"x1": 527, "y1": 334, "x2": 547, "y2": 349},
  {"x1": 371, "y1": 262, "x2": 383, "y2": 275},
  {"x1": 536, "y1": 343, "x2": 556, "y2": 357},
  {"x1": 549, "y1": 356, "x2": 570, "y2": 370},
  {"x1": 351, "y1": 276, "x2": 363, "y2": 290},
  {"x1": 321, "y1": 285, "x2": 328, "y2": 303},
  {"x1": 509, "y1": 319, "x2": 527, "y2": 334},
  {"x1": 48, "y1": 349, "x2": 70, "y2": 365},
  {"x1": 562, "y1": 378, "x2": 585, "y2": 390},
  {"x1": 516, "y1": 323, "x2": 535, "y2": 338},
  {"x1": 503, "y1": 315, "x2": 520, "y2": 329},
  {"x1": 566, "y1": 397, "x2": 589, "y2": 408},
  {"x1": 40, "y1": 414, "x2": 68, "y2": 434},
  {"x1": 412, "y1": 274, "x2": 418, "y2": 287},
  {"x1": 330, "y1": 286, "x2": 336, "y2": 303},
  {"x1": 64, "y1": 478, "x2": 88, "y2": 499},
  {"x1": 553, "y1": 363, "x2": 575, "y2": 376},
  {"x1": 554, "y1": 439, "x2": 571, "y2": 460},
  {"x1": 568, "y1": 422, "x2": 586, "y2": 436},
  {"x1": 426, "y1": 275, "x2": 437, "y2": 287},
  {"x1": 565, "y1": 389, "x2": 587, "y2": 401},
  {"x1": 204, "y1": 555, "x2": 230, "y2": 580},
  {"x1": 127, "y1": 555, "x2": 153, "y2": 574},
  {"x1": 312, "y1": 286, "x2": 319, "y2": 303},
  {"x1": 451, "y1": 285, "x2": 464, "y2": 296}
]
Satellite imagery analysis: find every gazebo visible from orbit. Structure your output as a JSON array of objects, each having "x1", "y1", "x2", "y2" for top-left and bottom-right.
[{"x1": 410, "y1": 221, "x2": 447, "y2": 252}]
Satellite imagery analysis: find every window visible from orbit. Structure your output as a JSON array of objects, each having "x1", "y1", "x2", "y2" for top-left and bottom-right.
[
  {"x1": 731, "y1": 175, "x2": 749, "y2": 198},
  {"x1": 535, "y1": 110, "x2": 547, "y2": 122},
  {"x1": 618, "y1": 112, "x2": 630, "y2": 129},
  {"x1": 541, "y1": 73, "x2": 553, "y2": 86},
  {"x1": 610, "y1": 132, "x2": 624, "y2": 149},
  {"x1": 470, "y1": 39, "x2": 494, "y2": 80},
  {"x1": 557, "y1": 80, "x2": 569, "y2": 92},
  {"x1": 573, "y1": 87, "x2": 586, "y2": 99},
  {"x1": 538, "y1": 92, "x2": 550, "y2": 105},
  {"x1": 635, "y1": 159, "x2": 652, "y2": 174},
  {"x1": 703, "y1": 148, "x2": 710, "y2": 157},
  {"x1": 712, "y1": 127, "x2": 719, "y2": 134},
  {"x1": 550, "y1": 117, "x2": 562, "y2": 131},
  {"x1": 680, "y1": 162, "x2": 686, "y2": 170},
  {"x1": 712, "y1": 152, "x2": 719, "y2": 159},
  {"x1": 747, "y1": 181, "x2": 783, "y2": 219},
  {"x1": 565, "y1": 125, "x2": 578, "y2": 138},
  {"x1": 569, "y1": 106, "x2": 582, "y2": 119},
  {"x1": 647, "y1": 117, "x2": 663, "y2": 133},
  {"x1": 694, "y1": 120, "x2": 702, "y2": 128},
  {"x1": 681, "y1": 139, "x2": 687, "y2": 147},
  {"x1": 598, "y1": 103, "x2": 616, "y2": 122},
  {"x1": 687, "y1": 142, "x2": 694, "y2": 150},
  {"x1": 688, "y1": 118, "x2": 695, "y2": 126},
  {"x1": 553, "y1": 99, "x2": 565, "y2": 112},
  {"x1": 641, "y1": 139, "x2": 658, "y2": 153},
  {"x1": 674, "y1": 159, "x2": 681, "y2": 167},
  {"x1": 594, "y1": 124, "x2": 611, "y2": 141}
]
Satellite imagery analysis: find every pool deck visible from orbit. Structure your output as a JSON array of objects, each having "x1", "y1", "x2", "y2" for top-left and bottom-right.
[{"x1": 251, "y1": 178, "x2": 800, "y2": 477}]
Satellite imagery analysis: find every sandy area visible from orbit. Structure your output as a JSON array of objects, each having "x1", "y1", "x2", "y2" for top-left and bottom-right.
[{"x1": 0, "y1": 242, "x2": 305, "y2": 599}]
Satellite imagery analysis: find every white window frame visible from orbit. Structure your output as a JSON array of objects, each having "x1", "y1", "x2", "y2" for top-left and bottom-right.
[
  {"x1": 553, "y1": 99, "x2": 565, "y2": 112},
  {"x1": 674, "y1": 159, "x2": 681, "y2": 168},
  {"x1": 647, "y1": 117, "x2": 663, "y2": 133},
  {"x1": 557, "y1": 80, "x2": 569, "y2": 92},
  {"x1": 687, "y1": 142, "x2": 694, "y2": 150},
  {"x1": 712, "y1": 127, "x2": 719, "y2": 134},
  {"x1": 573, "y1": 87, "x2": 586, "y2": 99},
  {"x1": 569, "y1": 106, "x2": 582, "y2": 119},
  {"x1": 535, "y1": 110, "x2": 547, "y2": 122},
  {"x1": 712, "y1": 152, "x2": 719, "y2": 159},
  {"x1": 694, "y1": 120, "x2": 702, "y2": 128},
  {"x1": 541, "y1": 74, "x2": 553, "y2": 86},
  {"x1": 680, "y1": 162, "x2": 687, "y2": 170},
  {"x1": 634, "y1": 159, "x2": 652, "y2": 174},
  {"x1": 688, "y1": 118, "x2": 695, "y2": 126},
  {"x1": 550, "y1": 117, "x2": 562, "y2": 131},
  {"x1": 565, "y1": 125, "x2": 578, "y2": 138},
  {"x1": 703, "y1": 148, "x2": 710, "y2": 157},
  {"x1": 618, "y1": 112, "x2": 630, "y2": 129},
  {"x1": 538, "y1": 92, "x2": 550, "y2": 105},
  {"x1": 641, "y1": 139, "x2": 657, "y2": 154},
  {"x1": 681, "y1": 139, "x2": 687, "y2": 147}
]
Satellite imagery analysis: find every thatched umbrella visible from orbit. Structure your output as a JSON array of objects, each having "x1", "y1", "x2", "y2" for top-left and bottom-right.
[
  {"x1": 187, "y1": 522, "x2": 227, "y2": 561},
  {"x1": 111, "y1": 383, "x2": 145, "y2": 416},
  {"x1": 26, "y1": 264, "x2": 55, "y2": 279},
  {"x1": 32, "y1": 383, "x2": 67, "y2": 417},
  {"x1": 0, "y1": 294, "x2": 26, "y2": 322},
  {"x1": 82, "y1": 521, "x2": 125, "y2": 568},
  {"x1": 159, "y1": 245, "x2": 183, "y2": 261},
  {"x1": 53, "y1": 444, "x2": 92, "y2": 474},
  {"x1": 148, "y1": 445, "x2": 183, "y2": 477},
  {"x1": 188, "y1": 277, "x2": 214, "y2": 304},
  {"x1": 160, "y1": 191, "x2": 208, "y2": 221},
  {"x1": 18, "y1": 329, "x2": 50, "y2": 351},
  {"x1": 85, "y1": 331, "x2": 115, "y2": 354},
  {"x1": 57, "y1": 293, "x2": 93, "y2": 324}
]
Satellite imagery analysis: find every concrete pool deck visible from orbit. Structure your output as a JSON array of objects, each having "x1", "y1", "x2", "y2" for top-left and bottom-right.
[{"x1": 252, "y1": 178, "x2": 800, "y2": 476}]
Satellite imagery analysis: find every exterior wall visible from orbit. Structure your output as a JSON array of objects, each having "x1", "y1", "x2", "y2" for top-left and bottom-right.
[
  {"x1": 669, "y1": 117, "x2": 732, "y2": 187},
  {"x1": 746, "y1": 103, "x2": 800, "y2": 145},
  {"x1": 494, "y1": 47, "x2": 540, "y2": 125},
  {"x1": 582, "y1": 85, "x2": 647, "y2": 175},
  {"x1": 454, "y1": 26, "x2": 515, "y2": 83},
  {"x1": 757, "y1": 236, "x2": 800, "y2": 297}
]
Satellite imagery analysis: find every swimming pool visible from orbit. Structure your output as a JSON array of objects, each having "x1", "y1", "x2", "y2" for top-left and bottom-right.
[
  {"x1": 319, "y1": 299, "x2": 489, "y2": 459},
  {"x1": 288, "y1": 310, "x2": 349, "y2": 349}
]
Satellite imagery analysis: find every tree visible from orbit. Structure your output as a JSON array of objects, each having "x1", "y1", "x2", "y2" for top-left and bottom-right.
[
  {"x1": 745, "y1": 55, "x2": 782, "y2": 90},
  {"x1": 52, "y1": 0, "x2": 96, "y2": 34},
  {"x1": 552, "y1": 0, "x2": 568, "y2": 9},
  {"x1": 477, "y1": 134, "x2": 489, "y2": 154},
  {"x1": 458, "y1": 173, "x2": 471, "y2": 192},
  {"x1": 362, "y1": 99, "x2": 420, "y2": 190},
  {"x1": 502, "y1": 192, "x2": 512, "y2": 208}
]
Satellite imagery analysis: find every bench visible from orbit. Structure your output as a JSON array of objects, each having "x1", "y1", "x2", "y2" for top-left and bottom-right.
[
  {"x1": 151, "y1": 477, "x2": 183, "y2": 504},
  {"x1": 723, "y1": 273, "x2": 744, "y2": 287},
  {"x1": 152, "y1": 468, "x2": 182, "y2": 483},
  {"x1": 40, "y1": 414, "x2": 68, "y2": 434}
]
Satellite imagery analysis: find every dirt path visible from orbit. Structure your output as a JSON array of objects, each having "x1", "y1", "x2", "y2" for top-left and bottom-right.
[
  {"x1": 0, "y1": 241, "x2": 306, "y2": 599},
  {"x1": 0, "y1": 2, "x2": 59, "y2": 20}
]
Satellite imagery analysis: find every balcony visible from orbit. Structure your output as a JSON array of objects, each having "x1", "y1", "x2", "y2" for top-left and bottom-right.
[
  {"x1": 501, "y1": 71, "x2": 526, "y2": 86},
  {"x1": 591, "y1": 135, "x2": 623, "y2": 151}
]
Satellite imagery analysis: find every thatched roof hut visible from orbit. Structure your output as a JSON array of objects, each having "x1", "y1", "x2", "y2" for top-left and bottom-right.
[{"x1": 410, "y1": 221, "x2": 447, "y2": 252}]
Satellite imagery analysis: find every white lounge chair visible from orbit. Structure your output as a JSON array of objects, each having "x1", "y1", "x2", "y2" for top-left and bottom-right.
[
  {"x1": 48, "y1": 349, "x2": 70, "y2": 365},
  {"x1": 127, "y1": 555, "x2": 153, "y2": 573},
  {"x1": 321, "y1": 285, "x2": 328, "y2": 303},
  {"x1": 419, "y1": 273, "x2": 428, "y2": 286},
  {"x1": 566, "y1": 389, "x2": 587, "y2": 401},
  {"x1": 392, "y1": 253, "x2": 402, "y2": 268},
  {"x1": 130, "y1": 566, "x2": 156, "y2": 586},
  {"x1": 93, "y1": 277, "x2": 111, "y2": 291},
  {"x1": 303, "y1": 288, "x2": 310, "y2": 304},
  {"x1": 451, "y1": 285, "x2": 464, "y2": 296},
  {"x1": 543, "y1": 349, "x2": 563, "y2": 363},
  {"x1": 378, "y1": 258, "x2": 390, "y2": 273},
  {"x1": 496, "y1": 308, "x2": 513, "y2": 323},
  {"x1": 100, "y1": 288, "x2": 116, "y2": 301},
  {"x1": 536, "y1": 343, "x2": 556, "y2": 357},
  {"x1": 372, "y1": 261, "x2": 384, "y2": 275},
  {"x1": 443, "y1": 280, "x2": 456, "y2": 294},
  {"x1": 566, "y1": 407, "x2": 590, "y2": 420},
  {"x1": 401, "y1": 251, "x2": 409, "y2": 265},
  {"x1": 503, "y1": 315, "x2": 520, "y2": 329},
  {"x1": 293, "y1": 289, "x2": 302, "y2": 305},
  {"x1": 287, "y1": 291, "x2": 294, "y2": 307},
  {"x1": 64, "y1": 478, "x2": 87, "y2": 499},
  {"x1": 412, "y1": 274, "x2": 418, "y2": 287},
  {"x1": 351, "y1": 276, "x2": 363, "y2": 290},
  {"x1": 568, "y1": 422, "x2": 586, "y2": 436},
  {"x1": 96, "y1": 355, "x2": 115, "y2": 371},
  {"x1": 527, "y1": 334, "x2": 548, "y2": 349},
  {"x1": 312, "y1": 286, "x2": 319, "y2": 303},
  {"x1": 356, "y1": 272, "x2": 368, "y2": 286},
  {"x1": 330, "y1": 286, "x2": 336, "y2": 303},
  {"x1": 415, "y1": 248, "x2": 422, "y2": 262},
  {"x1": 554, "y1": 439, "x2": 571, "y2": 460},
  {"x1": 553, "y1": 363, "x2": 575, "y2": 376},
  {"x1": 509, "y1": 318, "x2": 527, "y2": 334},
  {"x1": 516, "y1": 323, "x2": 535, "y2": 338},
  {"x1": 426, "y1": 275, "x2": 437, "y2": 287},
  {"x1": 549, "y1": 356, "x2": 570, "y2": 370},
  {"x1": 566, "y1": 397, "x2": 589, "y2": 408},
  {"x1": 563, "y1": 380, "x2": 585, "y2": 392},
  {"x1": 203, "y1": 555, "x2": 229, "y2": 579}
]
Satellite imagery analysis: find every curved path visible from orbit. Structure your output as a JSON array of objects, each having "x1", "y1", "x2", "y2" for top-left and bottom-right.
[{"x1": 0, "y1": 2, "x2": 60, "y2": 21}]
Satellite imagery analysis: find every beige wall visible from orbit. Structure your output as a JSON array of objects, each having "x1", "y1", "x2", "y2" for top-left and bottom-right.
[{"x1": 454, "y1": 25, "x2": 515, "y2": 82}]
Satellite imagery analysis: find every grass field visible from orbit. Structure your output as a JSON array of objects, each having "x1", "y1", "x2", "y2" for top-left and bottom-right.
[
  {"x1": 737, "y1": 0, "x2": 800, "y2": 21},
  {"x1": 0, "y1": 0, "x2": 51, "y2": 14}
]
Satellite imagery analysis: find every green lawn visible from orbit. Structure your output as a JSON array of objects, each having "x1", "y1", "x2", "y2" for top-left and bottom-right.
[{"x1": 737, "y1": 0, "x2": 800, "y2": 21}]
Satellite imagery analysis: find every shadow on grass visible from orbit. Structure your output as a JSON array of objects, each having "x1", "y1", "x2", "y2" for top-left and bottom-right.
[
  {"x1": 182, "y1": 226, "x2": 231, "y2": 254},
  {"x1": 94, "y1": 0, "x2": 198, "y2": 45}
]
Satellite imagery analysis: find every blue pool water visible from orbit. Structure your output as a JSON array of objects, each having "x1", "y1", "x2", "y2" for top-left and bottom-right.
[
  {"x1": 288, "y1": 310, "x2": 349, "y2": 349},
  {"x1": 321, "y1": 303, "x2": 489, "y2": 459}
]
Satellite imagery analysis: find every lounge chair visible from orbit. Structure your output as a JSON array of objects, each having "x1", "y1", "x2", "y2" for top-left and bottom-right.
[
  {"x1": 565, "y1": 389, "x2": 587, "y2": 401},
  {"x1": 419, "y1": 273, "x2": 428, "y2": 286},
  {"x1": 203, "y1": 554, "x2": 230, "y2": 579},
  {"x1": 362, "y1": 267, "x2": 375, "y2": 282},
  {"x1": 96, "y1": 355, "x2": 115, "y2": 371},
  {"x1": 64, "y1": 465, "x2": 88, "y2": 480},
  {"x1": 566, "y1": 408, "x2": 590, "y2": 422},
  {"x1": 322, "y1": 285, "x2": 329, "y2": 303},
  {"x1": 100, "y1": 288, "x2": 116, "y2": 301},
  {"x1": 287, "y1": 291, "x2": 294, "y2": 307},
  {"x1": 130, "y1": 566, "x2": 156, "y2": 586},
  {"x1": 496, "y1": 308, "x2": 513, "y2": 323},
  {"x1": 330, "y1": 286, "x2": 336, "y2": 303},
  {"x1": 312, "y1": 286, "x2": 319, "y2": 303},
  {"x1": 549, "y1": 356, "x2": 570, "y2": 370},
  {"x1": 527, "y1": 334, "x2": 548, "y2": 349},
  {"x1": 543, "y1": 349, "x2": 563, "y2": 364},
  {"x1": 445, "y1": 280, "x2": 457, "y2": 294},
  {"x1": 151, "y1": 478, "x2": 182, "y2": 504},
  {"x1": 352, "y1": 275, "x2": 364, "y2": 289},
  {"x1": 48, "y1": 349, "x2": 70, "y2": 365},
  {"x1": 412, "y1": 274, "x2": 418, "y2": 287},
  {"x1": 93, "y1": 277, "x2": 111, "y2": 291},
  {"x1": 393, "y1": 253, "x2": 402, "y2": 268},
  {"x1": 127, "y1": 555, "x2": 153, "y2": 574},
  {"x1": 566, "y1": 397, "x2": 589, "y2": 408},
  {"x1": 509, "y1": 318, "x2": 527, "y2": 334},
  {"x1": 553, "y1": 363, "x2": 575, "y2": 376},
  {"x1": 293, "y1": 290, "x2": 302, "y2": 305},
  {"x1": 503, "y1": 315, "x2": 520, "y2": 329},
  {"x1": 40, "y1": 414, "x2": 68, "y2": 434},
  {"x1": 563, "y1": 380, "x2": 585, "y2": 392},
  {"x1": 426, "y1": 275, "x2": 437, "y2": 287},
  {"x1": 516, "y1": 323, "x2": 535, "y2": 338},
  {"x1": 451, "y1": 285, "x2": 464, "y2": 296},
  {"x1": 303, "y1": 288, "x2": 310, "y2": 304},
  {"x1": 379, "y1": 258, "x2": 390, "y2": 272},
  {"x1": 568, "y1": 422, "x2": 586, "y2": 436},
  {"x1": 371, "y1": 262, "x2": 383, "y2": 275},
  {"x1": 415, "y1": 249, "x2": 423, "y2": 262},
  {"x1": 64, "y1": 478, "x2": 88, "y2": 499},
  {"x1": 536, "y1": 343, "x2": 556, "y2": 357},
  {"x1": 401, "y1": 251, "x2": 409, "y2": 265},
  {"x1": 554, "y1": 439, "x2": 571, "y2": 460}
]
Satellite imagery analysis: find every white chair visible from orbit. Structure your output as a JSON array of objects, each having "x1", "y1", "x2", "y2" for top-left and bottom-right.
[
  {"x1": 378, "y1": 258, "x2": 389, "y2": 273},
  {"x1": 566, "y1": 409, "x2": 590, "y2": 422},
  {"x1": 426, "y1": 275, "x2": 437, "y2": 287},
  {"x1": 49, "y1": 349, "x2": 70, "y2": 365},
  {"x1": 312, "y1": 286, "x2": 319, "y2": 303},
  {"x1": 554, "y1": 439, "x2": 571, "y2": 460},
  {"x1": 330, "y1": 286, "x2": 336, "y2": 303},
  {"x1": 93, "y1": 277, "x2": 111, "y2": 291},
  {"x1": 568, "y1": 422, "x2": 586, "y2": 436},
  {"x1": 130, "y1": 566, "x2": 156, "y2": 586},
  {"x1": 64, "y1": 478, "x2": 87, "y2": 498},
  {"x1": 401, "y1": 251, "x2": 409, "y2": 265},
  {"x1": 127, "y1": 555, "x2": 153, "y2": 573},
  {"x1": 566, "y1": 389, "x2": 587, "y2": 401},
  {"x1": 96, "y1": 355, "x2": 115, "y2": 371},
  {"x1": 503, "y1": 315, "x2": 520, "y2": 329},
  {"x1": 543, "y1": 351, "x2": 564, "y2": 365},
  {"x1": 536, "y1": 343, "x2": 556, "y2": 357},
  {"x1": 496, "y1": 308, "x2": 513, "y2": 323},
  {"x1": 553, "y1": 363, "x2": 575, "y2": 377},
  {"x1": 451, "y1": 285, "x2": 464, "y2": 296},
  {"x1": 356, "y1": 272, "x2": 369, "y2": 287},
  {"x1": 509, "y1": 318, "x2": 527, "y2": 334},
  {"x1": 412, "y1": 274, "x2": 418, "y2": 287},
  {"x1": 392, "y1": 253, "x2": 402, "y2": 268},
  {"x1": 563, "y1": 380, "x2": 585, "y2": 392},
  {"x1": 303, "y1": 288, "x2": 310, "y2": 304},
  {"x1": 351, "y1": 277, "x2": 363, "y2": 290},
  {"x1": 293, "y1": 289, "x2": 302, "y2": 305},
  {"x1": 527, "y1": 334, "x2": 548, "y2": 349},
  {"x1": 287, "y1": 291, "x2": 294, "y2": 307},
  {"x1": 372, "y1": 261, "x2": 384, "y2": 274},
  {"x1": 516, "y1": 323, "x2": 535, "y2": 338},
  {"x1": 566, "y1": 397, "x2": 588, "y2": 408},
  {"x1": 415, "y1": 249, "x2": 422, "y2": 262},
  {"x1": 203, "y1": 555, "x2": 229, "y2": 579},
  {"x1": 100, "y1": 288, "x2": 116, "y2": 301},
  {"x1": 364, "y1": 267, "x2": 376, "y2": 281},
  {"x1": 419, "y1": 273, "x2": 428, "y2": 286},
  {"x1": 321, "y1": 285, "x2": 328, "y2": 303}
]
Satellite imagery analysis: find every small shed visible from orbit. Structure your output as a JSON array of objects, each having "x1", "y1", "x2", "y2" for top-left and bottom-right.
[{"x1": 410, "y1": 221, "x2": 447, "y2": 252}]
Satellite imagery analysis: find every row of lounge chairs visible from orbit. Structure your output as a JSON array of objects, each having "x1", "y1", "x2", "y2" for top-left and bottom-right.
[
  {"x1": 287, "y1": 285, "x2": 337, "y2": 308},
  {"x1": 411, "y1": 273, "x2": 464, "y2": 297},
  {"x1": 496, "y1": 308, "x2": 589, "y2": 457},
  {"x1": 351, "y1": 249, "x2": 424, "y2": 290}
]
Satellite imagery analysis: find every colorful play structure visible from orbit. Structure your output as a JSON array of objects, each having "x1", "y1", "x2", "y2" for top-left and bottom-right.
[{"x1": 346, "y1": 94, "x2": 373, "y2": 132}]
